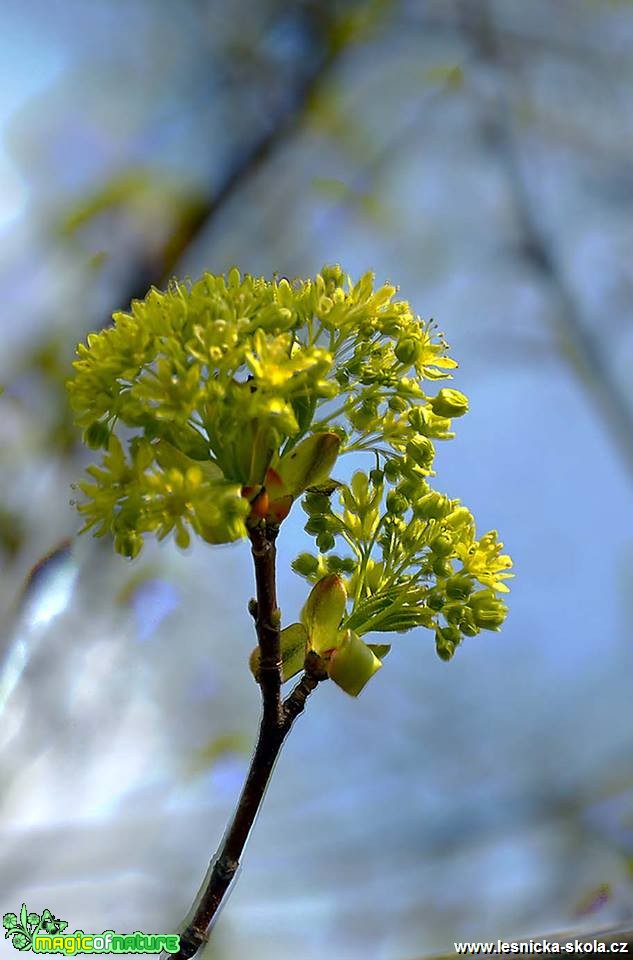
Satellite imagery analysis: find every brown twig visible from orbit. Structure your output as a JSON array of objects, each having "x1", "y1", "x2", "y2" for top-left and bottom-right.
[{"x1": 166, "y1": 522, "x2": 323, "y2": 960}]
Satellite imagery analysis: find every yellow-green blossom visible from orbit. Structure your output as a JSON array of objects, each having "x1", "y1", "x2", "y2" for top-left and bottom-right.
[{"x1": 68, "y1": 264, "x2": 512, "y2": 684}]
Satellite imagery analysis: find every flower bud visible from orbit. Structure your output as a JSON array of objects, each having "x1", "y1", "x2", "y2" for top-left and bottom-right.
[
  {"x1": 383, "y1": 458, "x2": 401, "y2": 482},
  {"x1": 301, "y1": 574, "x2": 348, "y2": 655},
  {"x1": 369, "y1": 468, "x2": 384, "y2": 486},
  {"x1": 327, "y1": 629, "x2": 382, "y2": 696},
  {"x1": 446, "y1": 574, "x2": 473, "y2": 601},
  {"x1": 468, "y1": 590, "x2": 508, "y2": 630},
  {"x1": 114, "y1": 532, "x2": 142, "y2": 559},
  {"x1": 435, "y1": 636, "x2": 455, "y2": 662},
  {"x1": 430, "y1": 388, "x2": 469, "y2": 418},
  {"x1": 444, "y1": 602, "x2": 463, "y2": 625},
  {"x1": 426, "y1": 589, "x2": 445, "y2": 612},
  {"x1": 432, "y1": 557, "x2": 453, "y2": 577},
  {"x1": 83, "y1": 421, "x2": 110, "y2": 450},
  {"x1": 406, "y1": 436, "x2": 435, "y2": 469},
  {"x1": 439, "y1": 624, "x2": 461, "y2": 644},
  {"x1": 395, "y1": 337, "x2": 421, "y2": 364},
  {"x1": 388, "y1": 395, "x2": 408, "y2": 412},
  {"x1": 430, "y1": 532, "x2": 454, "y2": 556},
  {"x1": 386, "y1": 490, "x2": 408, "y2": 515},
  {"x1": 330, "y1": 556, "x2": 356, "y2": 574},
  {"x1": 413, "y1": 491, "x2": 451, "y2": 520},
  {"x1": 435, "y1": 625, "x2": 460, "y2": 662}
]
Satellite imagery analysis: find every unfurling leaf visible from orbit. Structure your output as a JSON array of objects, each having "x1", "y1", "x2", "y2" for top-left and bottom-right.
[
  {"x1": 276, "y1": 433, "x2": 341, "y2": 497},
  {"x1": 301, "y1": 574, "x2": 347, "y2": 654},
  {"x1": 249, "y1": 622, "x2": 308, "y2": 683},
  {"x1": 327, "y1": 630, "x2": 382, "y2": 696}
]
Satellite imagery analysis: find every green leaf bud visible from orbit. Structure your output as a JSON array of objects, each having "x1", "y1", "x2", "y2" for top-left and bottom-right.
[
  {"x1": 430, "y1": 388, "x2": 469, "y2": 418},
  {"x1": 327, "y1": 629, "x2": 382, "y2": 696},
  {"x1": 301, "y1": 574, "x2": 348, "y2": 654},
  {"x1": 250, "y1": 622, "x2": 308, "y2": 683},
  {"x1": 369, "y1": 468, "x2": 384, "y2": 486},
  {"x1": 277, "y1": 432, "x2": 341, "y2": 497}
]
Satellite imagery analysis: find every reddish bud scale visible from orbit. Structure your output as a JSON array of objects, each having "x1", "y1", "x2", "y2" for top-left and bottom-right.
[
  {"x1": 241, "y1": 485, "x2": 270, "y2": 519},
  {"x1": 268, "y1": 495, "x2": 293, "y2": 523},
  {"x1": 264, "y1": 467, "x2": 288, "y2": 500}
]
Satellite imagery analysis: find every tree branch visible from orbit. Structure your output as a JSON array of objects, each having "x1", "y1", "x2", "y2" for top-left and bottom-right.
[
  {"x1": 115, "y1": 3, "x2": 342, "y2": 315},
  {"x1": 458, "y1": 0, "x2": 633, "y2": 477},
  {"x1": 166, "y1": 522, "x2": 324, "y2": 960},
  {"x1": 248, "y1": 523, "x2": 284, "y2": 729}
]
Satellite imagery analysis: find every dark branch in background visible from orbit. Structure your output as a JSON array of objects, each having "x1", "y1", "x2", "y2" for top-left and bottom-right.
[
  {"x1": 169, "y1": 522, "x2": 324, "y2": 960},
  {"x1": 458, "y1": 0, "x2": 633, "y2": 477},
  {"x1": 113, "y1": 0, "x2": 346, "y2": 314}
]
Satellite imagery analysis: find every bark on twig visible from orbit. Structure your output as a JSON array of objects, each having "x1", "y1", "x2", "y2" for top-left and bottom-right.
[{"x1": 166, "y1": 522, "x2": 323, "y2": 959}]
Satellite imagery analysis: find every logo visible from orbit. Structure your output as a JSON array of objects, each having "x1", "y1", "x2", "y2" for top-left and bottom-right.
[
  {"x1": 4, "y1": 906, "x2": 67, "y2": 951},
  {"x1": 3, "y1": 905, "x2": 180, "y2": 955}
]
